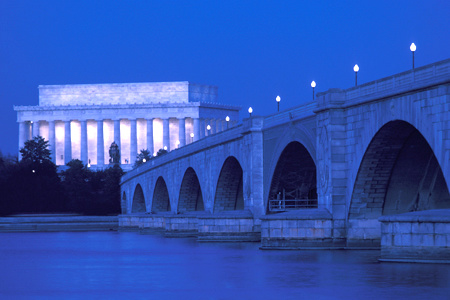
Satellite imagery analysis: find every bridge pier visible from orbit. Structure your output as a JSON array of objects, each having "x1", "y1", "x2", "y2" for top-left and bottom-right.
[
  {"x1": 164, "y1": 212, "x2": 208, "y2": 238},
  {"x1": 260, "y1": 209, "x2": 346, "y2": 249},
  {"x1": 379, "y1": 209, "x2": 450, "y2": 263},
  {"x1": 197, "y1": 211, "x2": 260, "y2": 242}
]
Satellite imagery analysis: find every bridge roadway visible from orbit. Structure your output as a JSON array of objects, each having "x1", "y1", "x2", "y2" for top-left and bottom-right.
[{"x1": 120, "y1": 58, "x2": 450, "y2": 262}]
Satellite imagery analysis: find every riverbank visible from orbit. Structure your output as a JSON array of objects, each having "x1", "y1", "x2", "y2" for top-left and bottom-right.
[{"x1": 0, "y1": 214, "x2": 118, "y2": 232}]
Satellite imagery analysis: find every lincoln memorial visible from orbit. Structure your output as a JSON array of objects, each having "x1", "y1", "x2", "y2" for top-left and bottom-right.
[{"x1": 14, "y1": 82, "x2": 240, "y2": 169}]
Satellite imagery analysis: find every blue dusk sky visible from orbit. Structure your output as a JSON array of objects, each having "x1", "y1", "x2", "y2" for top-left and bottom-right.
[{"x1": 0, "y1": 0, "x2": 449, "y2": 156}]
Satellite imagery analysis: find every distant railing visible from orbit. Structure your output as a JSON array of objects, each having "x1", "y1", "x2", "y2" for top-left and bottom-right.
[{"x1": 268, "y1": 199, "x2": 318, "y2": 212}]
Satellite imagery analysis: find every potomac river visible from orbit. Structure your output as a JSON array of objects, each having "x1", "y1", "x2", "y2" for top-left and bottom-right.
[{"x1": 1, "y1": 231, "x2": 449, "y2": 299}]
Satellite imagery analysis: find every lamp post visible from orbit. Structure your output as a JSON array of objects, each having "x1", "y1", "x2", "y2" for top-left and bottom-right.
[
  {"x1": 276, "y1": 95, "x2": 281, "y2": 112},
  {"x1": 176, "y1": 140, "x2": 180, "y2": 148},
  {"x1": 353, "y1": 64, "x2": 359, "y2": 86},
  {"x1": 410, "y1": 43, "x2": 416, "y2": 69},
  {"x1": 163, "y1": 146, "x2": 167, "y2": 151},
  {"x1": 248, "y1": 107, "x2": 253, "y2": 117},
  {"x1": 142, "y1": 158, "x2": 146, "y2": 163},
  {"x1": 225, "y1": 116, "x2": 230, "y2": 129},
  {"x1": 311, "y1": 81, "x2": 316, "y2": 100},
  {"x1": 206, "y1": 124, "x2": 211, "y2": 136},
  {"x1": 190, "y1": 132, "x2": 194, "y2": 143}
]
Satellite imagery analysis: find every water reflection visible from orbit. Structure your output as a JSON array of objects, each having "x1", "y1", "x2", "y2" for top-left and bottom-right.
[{"x1": 0, "y1": 232, "x2": 449, "y2": 299}]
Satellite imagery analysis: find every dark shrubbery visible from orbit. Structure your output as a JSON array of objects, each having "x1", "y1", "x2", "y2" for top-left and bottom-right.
[
  {"x1": 0, "y1": 137, "x2": 124, "y2": 216},
  {"x1": 61, "y1": 160, "x2": 124, "y2": 215}
]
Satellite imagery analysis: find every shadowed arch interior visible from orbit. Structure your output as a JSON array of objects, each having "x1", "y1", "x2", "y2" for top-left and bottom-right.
[
  {"x1": 131, "y1": 184, "x2": 145, "y2": 213},
  {"x1": 178, "y1": 168, "x2": 204, "y2": 212},
  {"x1": 268, "y1": 141, "x2": 317, "y2": 213},
  {"x1": 121, "y1": 192, "x2": 127, "y2": 214},
  {"x1": 214, "y1": 156, "x2": 244, "y2": 212},
  {"x1": 349, "y1": 120, "x2": 450, "y2": 220},
  {"x1": 152, "y1": 177, "x2": 171, "y2": 212}
]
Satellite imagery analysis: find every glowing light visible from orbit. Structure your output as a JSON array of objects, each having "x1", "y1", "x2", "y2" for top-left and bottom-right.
[
  {"x1": 153, "y1": 152, "x2": 157, "y2": 157},
  {"x1": 143, "y1": 158, "x2": 146, "y2": 163},
  {"x1": 207, "y1": 125, "x2": 211, "y2": 131},
  {"x1": 163, "y1": 146, "x2": 167, "y2": 150},
  {"x1": 248, "y1": 107, "x2": 253, "y2": 114},
  {"x1": 410, "y1": 43, "x2": 416, "y2": 52},
  {"x1": 226, "y1": 116, "x2": 230, "y2": 122},
  {"x1": 276, "y1": 95, "x2": 281, "y2": 102},
  {"x1": 190, "y1": 133, "x2": 194, "y2": 138},
  {"x1": 311, "y1": 81, "x2": 316, "y2": 88},
  {"x1": 353, "y1": 64, "x2": 359, "y2": 72},
  {"x1": 32, "y1": 170, "x2": 35, "y2": 173}
]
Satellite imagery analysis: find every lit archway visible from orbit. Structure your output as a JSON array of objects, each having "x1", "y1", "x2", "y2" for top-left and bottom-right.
[
  {"x1": 178, "y1": 168, "x2": 204, "y2": 212},
  {"x1": 214, "y1": 156, "x2": 244, "y2": 212},
  {"x1": 131, "y1": 184, "x2": 145, "y2": 213},
  {"x1": 267, "y1": 141, "x2": 317, "y2": 213},
  {"x1": 152, "y1": 176, "x2": 171, "y2": 212},
  {"x1": 350, "y1": 120, "x2": 450, "y2": 220}
]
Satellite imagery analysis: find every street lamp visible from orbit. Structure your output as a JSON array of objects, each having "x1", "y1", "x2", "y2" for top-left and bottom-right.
[
  {"x1": 410, "y1": 43, "x2": 416, "y2": 69},
  {"x1": 276, "y1": 95, "x2": 281, "y2": 112},
  {"x1": 207, "y1": 124, "x2": 211, "y2": 136},
  {"x1": 190, "y1": 132, "x2": 194, "y2": 143},
  {"x1": 153, "y1": 152, "x2": 157, "y2": 157},
  {"x1": 142, "y1": 158, "x2": 146, "y2": 163},
  {"x1": 176, "y1": 140, "x2": 180, "y2": 148},
  {"x1": 225, "y1": 116, "x2": 230, "y2": 129},
  {"x1": 163, "y1": 146, "x2": 167, "y2": 151},
  {"x1": 353, "y1": 64, "x2": 359, "y2": 86},
  {"x1": 248, "y1": 107, "x2": 253, "y2": 117},
  {"x1": 311, "y1": 81, "x2": 316, "y2": 100}
]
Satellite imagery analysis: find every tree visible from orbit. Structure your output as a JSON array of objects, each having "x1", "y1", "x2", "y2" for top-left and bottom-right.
[
  {"x1": 134, "y1": 149, "x2": 152, "y2": 168},
  {"x1": 19, "y1": 136, "x2": 51, "y2": 163},
  {"x1": 156, "y1": 148, "x2": 168, "y2": 156},
  {"x1": 61, "y1": 159, "x2": 91, "y2": 213}
]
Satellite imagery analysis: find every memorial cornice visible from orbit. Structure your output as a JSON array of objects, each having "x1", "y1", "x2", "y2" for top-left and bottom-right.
[{"x1": 14, "y1": 102, "x2": 241, "y2": 122}]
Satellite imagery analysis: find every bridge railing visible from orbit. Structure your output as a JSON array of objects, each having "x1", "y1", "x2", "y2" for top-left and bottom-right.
[
  {"x1": 344, "y1": 58, "x2": 450, "y2": 101},
  {"x1": 268, "y1": 199, "x2": 318, "y2": 212},
  {"x1": 263, "y1": 101, "x2": 317, "y2": 129}
]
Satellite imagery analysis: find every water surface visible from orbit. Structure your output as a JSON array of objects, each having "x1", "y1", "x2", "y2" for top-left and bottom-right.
[{"x1": 0, "y1": 232, "x2": 449, "y2": 299}]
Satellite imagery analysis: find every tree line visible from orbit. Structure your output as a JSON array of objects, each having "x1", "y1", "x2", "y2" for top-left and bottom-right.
[{"x1": 0, "y1": 136, "x2": 124, "y2": 216}]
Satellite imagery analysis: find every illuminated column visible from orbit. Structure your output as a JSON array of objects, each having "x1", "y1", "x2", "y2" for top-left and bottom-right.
[
  {"x1": 18, "y1": 121, "x2": 27, "y2": 159},
  {"x1": 163, "y1": 118, "x2": 170, "y2": 151},
  {"x1": 32, "y1": 121, "x2": 40, "y2": 137},
  {"x1": 80, "y1": 120, "x2": 88, "y2": 164},
  {"x1": 114, "y1": 119, "x2": 121, "y2": 151},
  {"x1": 210, "y1": 119, "x2": 216, "y2": 134},
  {"x1": 216, "y1": 119, "x2": 222, "y2": 133},
  {"x1": 48, "y1": 120, "x2": 56, "y2": 164},
  {"x1": 64, "y1": 120, "x2": 72, "y2": 164},
  {"x1": 97, "y1": 120, "x2": 104, "y2": 166},
  {"x1": 130, "y1": 119, "x2": 137, "y2": 165},
  {"x1": 147, "y1": 119, "x2": 154, "y2": 154},
  {"x1": 193, "y1": 118, "x2": 200, "y2": 142},
  {"x1": 178, "y1": 118, "x2": 186, "y2": 147},
  {"x1": 199, "y1": 119, "x2": 205, "y2": 139}
]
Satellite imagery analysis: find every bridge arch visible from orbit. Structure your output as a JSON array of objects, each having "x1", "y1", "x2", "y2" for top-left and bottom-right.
[
  {"x1": 267, "y1": 141, "x2": 317, "y2": 213},
  {"x1": 152, "y1": 176, "x2": 171, "y2": 213},
  {"x1": 213, "y1": 156, "x2": 244, "y2": 212},
  {"x1": 131, "y1": 184, "x2": 146, "y2": 213},
  {"x1": 178, "y1": 167, "x2": 204, "y2": 212},
  {"x1": 348, "y1": 120, "x2": 450, "y2": 240}
]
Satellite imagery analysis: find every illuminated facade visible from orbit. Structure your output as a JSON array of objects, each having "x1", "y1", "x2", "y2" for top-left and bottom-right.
[{"x1": 14, "y1": 82, "x2": 240, "y2": 169}]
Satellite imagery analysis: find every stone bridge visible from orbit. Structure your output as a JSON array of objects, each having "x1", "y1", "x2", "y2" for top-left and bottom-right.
[{"x1": 120, "y1": 58, "x2": 450, "y2": 262}]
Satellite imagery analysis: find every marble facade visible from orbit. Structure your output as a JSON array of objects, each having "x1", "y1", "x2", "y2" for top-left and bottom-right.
[{"x1": 15, "y1": 82, "x2": 240, "y2": 169}]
